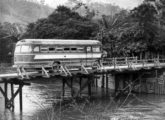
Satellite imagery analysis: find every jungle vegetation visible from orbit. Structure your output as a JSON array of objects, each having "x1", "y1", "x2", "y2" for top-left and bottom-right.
[{"x1": 0, "y1": 0, "x2": 165, "y2": 63}]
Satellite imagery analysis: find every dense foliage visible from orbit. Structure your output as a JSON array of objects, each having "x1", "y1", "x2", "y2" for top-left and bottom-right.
[
  {"x1": 97, "y1": 0, "x2": 165, "y2": 58},
  {"x1": 0, "y1": 22, "x2": 23, "y2": 63},
  {"x1": 1, "y1": 0, "x2": 165, "y2": 63},
  {"x1": 22, "y1": 6, "x2": 99, "y2": 39}
]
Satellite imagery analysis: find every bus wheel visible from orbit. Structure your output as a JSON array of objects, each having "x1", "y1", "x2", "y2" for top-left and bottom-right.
[
  {"x1": 92, "y1": 61, "x2": 99, "y2": 70},
  {"x1": 52, "y1": 61, "x2": 61, "y2": 72}
]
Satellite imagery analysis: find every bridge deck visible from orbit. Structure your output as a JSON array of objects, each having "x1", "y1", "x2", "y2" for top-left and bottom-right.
[{"x1": 0, "y1": 57, "x2": 164, "y2": 80}]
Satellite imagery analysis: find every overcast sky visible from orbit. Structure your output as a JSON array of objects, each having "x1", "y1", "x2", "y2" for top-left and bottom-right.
[{"x1": 43, "y1": 0, "x2": 143, "y2": 9}]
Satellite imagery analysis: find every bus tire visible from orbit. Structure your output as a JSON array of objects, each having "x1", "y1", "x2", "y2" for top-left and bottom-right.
[{"x1": 52, "y1": 61, "x2": 61, "y2": 71}]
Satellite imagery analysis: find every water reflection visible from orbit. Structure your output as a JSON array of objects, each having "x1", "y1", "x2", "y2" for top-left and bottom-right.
[
  {"x1": 1, "y1": 80, "x2": 165, "y2": 120},
  {"x1": 0, "y1": 80, "x2": 63, "y2": 120}
]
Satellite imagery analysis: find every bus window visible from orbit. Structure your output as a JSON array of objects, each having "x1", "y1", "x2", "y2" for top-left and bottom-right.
[
  {"x1": 92, "y1": 46, "x2": 100, "y2": 52},
  {"x1": 33, "y1": 46, "x2": 40, "y2": 52},
  {"x1": 71, "y1": 48, "x2": 77, "y2": 52},
  {"x1": 49, "y1": 47, "x2": 55, "y2": 52},
  {"x1": 77, "y1": 47, "x2": 84, "y2": 52},
  {"x1": 21, "y1": 45, "x2": 32, "y2": 53},
  {"x1": 56, "y1": 47, "x2": 63, "y2": 52},
  {"x1": 64, "y1": 48, "x2": 70, "y2": 52},
  {"x1": 86, "y1": 46, "x2": 91, "y2": 52},
  {"x1": 15, "y1": 46, "x2": 21, "y2": 53},
  {"x1": 41, "y1": 46, "x2": 48, "y2": 53}
]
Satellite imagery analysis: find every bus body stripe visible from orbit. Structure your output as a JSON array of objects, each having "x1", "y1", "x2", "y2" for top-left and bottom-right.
[{"x1": 34, "y1": 54, "x2": 101, "y2": 59}]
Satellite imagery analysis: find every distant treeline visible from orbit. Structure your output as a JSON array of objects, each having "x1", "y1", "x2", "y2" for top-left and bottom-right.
[
  {"x1": 1, "y1": 0, "x2": 165, "y2": 64},
  {"x1": 0, "y1": 0, "x2": 53, "y2": 24}
]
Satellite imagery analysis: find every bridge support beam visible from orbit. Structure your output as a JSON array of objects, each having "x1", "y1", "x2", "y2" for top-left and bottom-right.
[
  {"x1": 70, "y1": 77, "x2": 73, "y2": 97},
  {"x1": 62, "y1": 78, "x2": 66, "y2": 98},
  {"x1": 95, "y1": 77, "x2": 98, "y2": 88},
  {"x1": 88, "y1": 76, "x2": 92, "y2": 97},
  {"x1": 19, "y1": 84, "x2": 23, "y2": 112},
  {"x1": 79, "y1": 77, "x2": 82, "y2": 96},
  {"x1": 106, "y1": 74, "x2": 109, "y2": 95},
  {"x1": 0, "y1": 78, "x2": 30, "y2": 112},
  {"x1": 4, "y1": 82, "x2": 8, "y2": 109},
  {"x1": 11, "y1": 83, "x2": 14, "y2": 112},
  {"x1": 61, "y1": 74, "x2": 96, "y2": 98},
  {"x1": 101, "y1": 74, "x2": 105, "y2": 88}
]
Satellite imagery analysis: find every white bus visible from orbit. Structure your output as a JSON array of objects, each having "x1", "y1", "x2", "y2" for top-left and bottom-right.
[{"x1": 14, "y1": 39, "x2": 103, "y2": 69}]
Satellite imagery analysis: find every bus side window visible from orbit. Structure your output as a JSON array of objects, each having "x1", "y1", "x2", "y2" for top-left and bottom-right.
[
  {"x1": 49, "y1": 47, "x2": 55, "y2": 52},
  {"x1": 21, "y1": 45, "x2": 32, "y2": 53},
  {"x1": 56, "y1": 47, "x2": 63, "y2": 52},
  {"x1": 33, "y1": 46, "x2": 40, "y2": 52},
  {"x1": 92, "y1": 46, "x2": 100, "y2": 52},
  {"x1": 41, "y1": 46, "x2": 48, "y2": 53},
  {"x1": 71, "y1": 48, "x2": 77, "y2": 52},
  {"x1": 64, "y1": 48, "x2": 70, "y2": 52},
  {"x1": 86, "y1": 46, "x2": 91, "y2": 52},
  {"x1": 15, "y1": 45, "x2": 21, "y2": 53},
  {"x1": 77, "y1": 47, "x2": 84, "y2": 52}
]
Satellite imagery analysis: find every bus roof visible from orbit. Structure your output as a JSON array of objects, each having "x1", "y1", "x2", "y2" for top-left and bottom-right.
[{"x1": 16, "y1": 39, "x2": 101, "y2": 45}]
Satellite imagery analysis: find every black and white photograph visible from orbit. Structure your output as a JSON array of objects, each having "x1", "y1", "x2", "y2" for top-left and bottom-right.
[{"x1": 0, "y1": 0, "x2": 165, "y2": 120}]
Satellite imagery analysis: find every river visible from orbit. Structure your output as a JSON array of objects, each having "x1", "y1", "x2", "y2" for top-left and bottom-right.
[{"x1": 1, "y1": 79, "x2": 165, "y2": 120}]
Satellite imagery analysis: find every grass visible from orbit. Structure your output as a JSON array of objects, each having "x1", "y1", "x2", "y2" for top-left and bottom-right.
[
  {"x1": 33, "y1": 97, "x2": 141, "y2": 120},
  {"x1": 32, "y1": 90, "x2": 159, "y2": 120}
]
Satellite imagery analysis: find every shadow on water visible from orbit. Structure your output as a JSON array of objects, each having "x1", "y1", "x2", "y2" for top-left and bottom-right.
[{"x1": 1, "y1": 80, "x2": 165, "y2": 120}]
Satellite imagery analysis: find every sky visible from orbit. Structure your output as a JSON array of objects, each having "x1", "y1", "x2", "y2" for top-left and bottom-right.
[{"x1": 43, "y1": 0, "x2": 143, "y2": 9}]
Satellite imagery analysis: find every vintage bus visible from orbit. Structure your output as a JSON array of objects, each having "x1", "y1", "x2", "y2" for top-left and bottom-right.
[{"x1": 13, "y1": 39, "x2": 103, "y2": 69}]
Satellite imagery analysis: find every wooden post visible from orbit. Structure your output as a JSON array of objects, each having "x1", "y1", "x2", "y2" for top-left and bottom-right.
[
  {"x1": 140, "y1": 52, "x2": 142, "y2": 60},
  {"x1": 19, "y1": 85, "x2": 23, "y2": 112},
  {"x1": 0, "y1": 79, "x2": 30, "y2": 112},
  {"x1": 95, "y1": 77, "x2": 98, "y2": 88},
  {"x1": 62, "y1": 78, "x2": 65, "y2": 98},
  {"x1": 139, "y1": 74, "x2": 142, "y2": 94},
  {"x1": 71, "y1": 77, "x2": 73, "y2": 97},
  {"x1": 88, "y1": 76, "x2": 91, "y2": 97},
  {"x1": 4, "y1": 82, "x2": 8, "y2": 108},
  {"x1": 79, "y1": 77, "x2": 82, "y2": 96},
  {"x1": 11, "y1": 83, "x2": 14, "y2": 112},
  {"x1": 128, "y1": 74, "x2": 133, "y2": 93},
  {"x1": 106, "y1": 74, "x2": 109, "y2": 95},
  {"x1": 155, "y1": 70, "x2": 158, "y2": 94},
  {"x1": 101, "y1": 74, "x2": 105, "y2": 88},
  {"x1": 125, "y1": 57, "x2": 128, "y2": 65},
  {"x1": 115, "y1": 74, "x2": 119, "y2": 93}
]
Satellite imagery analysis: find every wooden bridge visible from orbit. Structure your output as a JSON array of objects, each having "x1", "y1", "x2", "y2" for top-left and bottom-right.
[
  {"x1": 0, "y1": 57, "x2": 164, "y2": 79},
  {"x1": 1, "y1": 57, "x2": 165, "y2": 112}
]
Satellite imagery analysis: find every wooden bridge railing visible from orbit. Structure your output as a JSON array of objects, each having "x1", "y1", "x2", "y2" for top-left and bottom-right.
[
  {"x1": 101, "y1": 57, "x2": 165, "y2": 69},
  {"x1": 11, "y1": 57, "x2": 165, "y2": 79},
  {"x1": 102, "y1": 57, "x2": 138, "y2": 66}
]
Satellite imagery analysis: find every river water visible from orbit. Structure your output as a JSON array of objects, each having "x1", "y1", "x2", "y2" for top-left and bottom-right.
[{"x1": 1, "y1": 79, "x2": 165, "y2": 120}]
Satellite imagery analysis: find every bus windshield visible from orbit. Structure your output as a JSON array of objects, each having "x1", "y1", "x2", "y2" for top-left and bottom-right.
[
  {"x1": 15, "y1": 46, "x2": 21, "y2": 53},
  {"x1": 15, "y1": 45, "x2": 32, "y2": 53},
  {"x1": 21, "y1": 45, "x2": 32, "y2": 53}
]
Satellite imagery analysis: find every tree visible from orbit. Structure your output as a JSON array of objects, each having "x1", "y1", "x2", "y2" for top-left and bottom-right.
[
  {"x1": 129, "y1": 0, "x2": 165, "y2": 59},
  {"x1": 95, "y1": 10, "x2": 134, "y2": 57},
  {"x1": 23, "y1": 6, "x2": 99, "y2": 39},
  {"x1": 0, "y1": 22, "x2": 23, "y2": 63}
]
